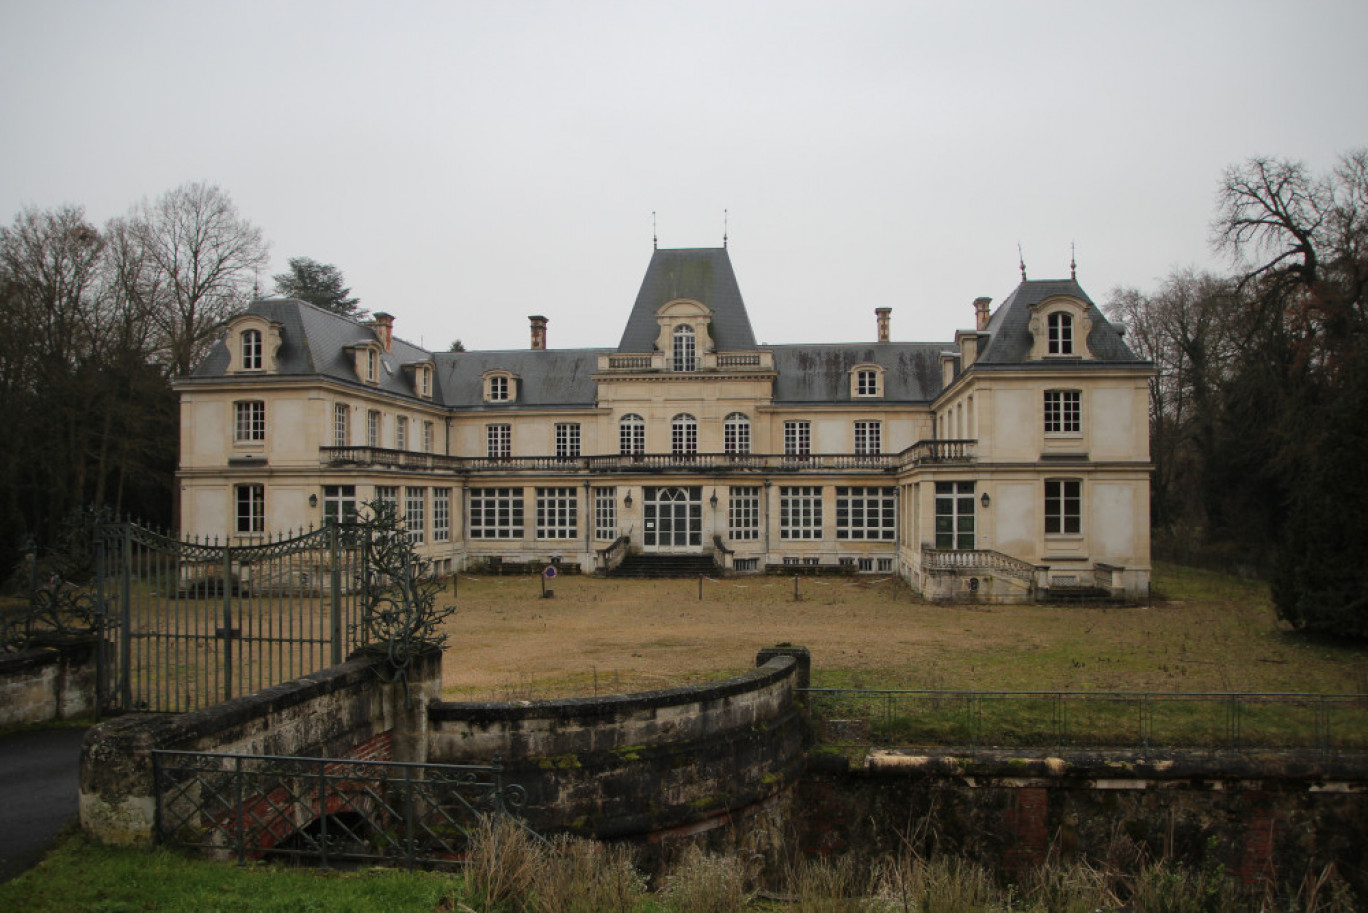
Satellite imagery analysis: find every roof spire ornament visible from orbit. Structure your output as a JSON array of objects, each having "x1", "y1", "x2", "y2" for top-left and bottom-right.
[
  {"x1": 652, "y1": 211, "x2": 657, "y2": 250},
  {"x1": 1070, "y1": 241, "x2": 1077, "y2": 280},
  {"x1": 723, "y1": 209, "x2": 729, "y2": 248},
  {"x1": 1018, "y1": 243, "x2": 1027, "y2": 281}
]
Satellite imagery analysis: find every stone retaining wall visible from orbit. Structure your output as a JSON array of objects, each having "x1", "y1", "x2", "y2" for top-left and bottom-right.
[
  {"x1": 79, "y1": 648, "x2": 441, "y2": 845},
  {"x1": 427, "y1": 646, "x2": 809, "y2": 840},
  {"x1": 0, "y1": 639, "x2": 97, "y2": 727}
]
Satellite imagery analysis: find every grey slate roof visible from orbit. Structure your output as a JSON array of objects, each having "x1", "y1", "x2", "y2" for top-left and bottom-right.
[
  {"x1": 769, "y1": 344, "x2": 946, "y2": 404},
  {"x1": 432, "y1": 349, "x2": 607, "y2": 409},
  {"x1": 191, "y1": 299, "x2": 440, "y2": 401},
  {"x1": 975, "y1": 279, "x2": 1145, "y2": 367},
  {"x1": 617, "y1": 248, "x2": 757, "y2": 352}
]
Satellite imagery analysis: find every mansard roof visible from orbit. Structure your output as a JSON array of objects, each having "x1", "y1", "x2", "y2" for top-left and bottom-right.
[
  {"x1": 434, "y1": 349, "x2": 605, "y2": 408},
  {"x1": 975, "y1": 278, "x2": 1145, "y2": 367},
  {"x1": 617, "y1": 247, "x2": 757, "y2": 353},
  {"x1": 190, "y1": 298, "x2": 440, "y2": 400},
  {"x1": 769, "y1": 343, "x2": 945, "y2": 404}
]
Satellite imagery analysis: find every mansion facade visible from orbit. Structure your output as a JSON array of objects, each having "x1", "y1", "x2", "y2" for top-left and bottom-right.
[{"x1": 176, "y1": 247, "x2": 1153, "y2": 600}]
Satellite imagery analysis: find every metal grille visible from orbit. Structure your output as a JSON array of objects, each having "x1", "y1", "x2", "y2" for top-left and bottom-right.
[
  {"x1": 96, "y1": 522, "x2": 367, "y2": 714},
  {"x1": 153, "y1": 750, "x2": 530, "y2": 868}
]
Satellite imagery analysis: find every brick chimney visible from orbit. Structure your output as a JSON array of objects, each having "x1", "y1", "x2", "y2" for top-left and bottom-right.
[
  {"x1": 529, "y1": 315, "x2": 548, "y2": 350},
  {"x1": 371, "y1": 312, "x2": 394, "y2": 351},
  {"x1": 876, "y1": 307, "x2": 891, "y2": 343},
  {"x1": 974, "y1": 297, "x2": 992, "y2": 331}
]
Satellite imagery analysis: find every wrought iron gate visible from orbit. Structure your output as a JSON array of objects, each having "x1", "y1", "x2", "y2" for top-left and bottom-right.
[{"x1": 95, "y1": 522, "x2": 368, "y2": 714}]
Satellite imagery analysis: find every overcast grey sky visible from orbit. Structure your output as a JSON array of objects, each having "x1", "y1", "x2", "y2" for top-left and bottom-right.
[{"x1": 3, "y1": 1, "x2": 1365, "y2": 352}]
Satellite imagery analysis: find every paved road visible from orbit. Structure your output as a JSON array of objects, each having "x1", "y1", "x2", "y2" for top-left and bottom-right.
[{"x1": 0, "y1": 726, "x2": 89, "y2": 883}]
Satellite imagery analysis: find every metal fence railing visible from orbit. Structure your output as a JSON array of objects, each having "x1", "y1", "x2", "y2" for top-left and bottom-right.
[
  {"x1": 804, "y1": 689, "x2": 1368, "y2": 758},
  {"x1": 152, "y1": 750, "x2": 530, "y2": 868}
]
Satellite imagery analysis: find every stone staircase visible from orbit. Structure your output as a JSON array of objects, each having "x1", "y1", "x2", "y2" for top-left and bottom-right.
[{"x1": 610, "y1": 554, "x2": 718, "y2": 578}]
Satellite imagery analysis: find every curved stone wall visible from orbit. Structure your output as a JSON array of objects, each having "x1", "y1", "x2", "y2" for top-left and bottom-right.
[{"x1": 427, "y1": 647, "x2": 808, "y2": 840}]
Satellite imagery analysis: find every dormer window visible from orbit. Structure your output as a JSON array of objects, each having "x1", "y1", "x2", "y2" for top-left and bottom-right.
[
  {"x1": 367, "y1": 349, "x2": 379, "y2": 382},
  {"x1": 1027, "y1": 297, "x2": 1093, "y2": 360},
  {"x1": 1048, "y1": 312, "x2": 1073, "y2": 355},
  {"x1": 849, "y1": 364, "x2": 885, "y2": 398},
  {"x1": 241, "y1": 330, "x2": 262, "y2": 370},
  {"x1": 483, "y1": 371, "x2": 517, "y2": 403},
  {"x1": 418, "y1": 366, "x2": 431, "y2": 398},
  {"x1": 673, "y1": 325, "x2": 697, "y2": 372}
]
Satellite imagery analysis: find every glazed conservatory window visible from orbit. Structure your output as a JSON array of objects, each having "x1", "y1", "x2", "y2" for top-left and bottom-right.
[
  {"x1": 728, "y1": 486, "x2": 760, "y2": 540},
  {"x1": 432, "y1": 488, "x2": 451, "y2": 542},
  {"x1": 836, "y1": 486, "x2": 895, "y2": 540},
  {"x1": 468, "y1": 487, "x2": 524, "y2": 539},
  {"x1": 779, "y1": 486, "x2": 823, "y2": 540},
  {"x1": 594, "y1": 487, "x2": 616, "y2": 540},
  {"x1": 405, "y1": 487, "x2": 426, "y2": 544},
  {"x1": 934, "y1": 481, "x2": 975, "y2": 550},
  {"x1": 536, "y1": 487, "x2": 578, "y2": 539}
]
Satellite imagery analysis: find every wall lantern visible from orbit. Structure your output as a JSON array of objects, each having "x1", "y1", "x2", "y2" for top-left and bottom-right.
[
  {"x1": 624, "y1": 491, "x2": 633, "y2": 507},
  {"x1": 709, "y1": 489, "x2": 718, "y2": 508},
  {"x1": 980, "y1": 492, "x2": 990, "y2": 509},
  {"x1": 309, "y1": 493, "x2": 319, "y2": 508}
]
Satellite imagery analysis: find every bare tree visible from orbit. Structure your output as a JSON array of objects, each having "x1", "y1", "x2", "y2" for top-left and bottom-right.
[{"x1": 123, "y1": 182, "x2": 269, "y2": 375}]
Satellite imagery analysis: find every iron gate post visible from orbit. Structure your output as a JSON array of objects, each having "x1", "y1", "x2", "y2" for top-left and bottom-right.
[
  {"x1": 329, "y1": 521, "x2": 343, "y2": 666},
  {"x1": 120, "y1": 525, "x2": 132, "y2": 711},
  {"x1": 222, "y1": 543, "x2": 234, "y2": 704}
]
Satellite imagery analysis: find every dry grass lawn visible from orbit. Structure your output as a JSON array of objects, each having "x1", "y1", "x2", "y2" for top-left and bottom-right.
[{"x1": 437, "y1": 563, "x2": 1368, "y2": 700}]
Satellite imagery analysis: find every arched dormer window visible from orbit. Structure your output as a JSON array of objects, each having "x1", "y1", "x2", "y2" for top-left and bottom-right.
[
  {"x1": 1027, "y1": 297, "x2": 1093, "y2": 360},
  {"x1": 482, "y1": 370, "x2": 517, "y2": 403},
  {"x1": 619, "y1": 414, "x2": 645, "y2": 455},
  {"x1": 671, "y1": 413, "x2": 697, "y2": 455},
  {"x1": 241, "y1": 329, "x2": 262, "y2": 370},
  {"x1": 1048, "y1": 312, "x2": 1073, "y2": 355},
  {"x1": 673, "y1": 325, "x2": 697, "y2": 372},
  {"x1": 850, "y1": 363, "x2": 885, "y2": 398},
  {"x1": 724, "y1": 412, "x2": 750, "y2": 454}
]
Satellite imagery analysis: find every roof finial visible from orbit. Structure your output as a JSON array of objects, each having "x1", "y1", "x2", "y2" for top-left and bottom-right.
[
  {"x1": 1018, "y1": 243, "x2": 1027, "y2": 281},
  {"x1": 652, "y1": 211, "x2": 657, "y2": 250},
  {"x1": 723, "y1": 209, "x2": 729, "y2": 248},
  {"x1": 1070, "y1": 241, "x2": 1077, "y2": 280}
]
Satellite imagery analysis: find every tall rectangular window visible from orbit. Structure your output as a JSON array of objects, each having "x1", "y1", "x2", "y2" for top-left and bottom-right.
[
  {"x1": 322, "y1": 485, "x2": 356, "y2": 526},
  {"x1": 423, "y1": 421, "x2": 434, "y2": 453},
  {"x1": 433, "y1": 488, "x2": 451, "y2": 542},
  {"x1": 241, "y1": 329, "x2": 262, "y2": 370},
  {"x1": 469, "y1": 487, "x2": 524, "y2": 539},
  {"x1": 594, "y1": 487, "x2": 616, "y2": 540},
  {"x1": 373, "y1": 488, "x2": 400, "y2": 526},
  {"x1": 234, "y1": 401, "x2": 265, "y2": 442},
  {"x1": 934, "y1": 481, "x2": 975, "y2": 550},
  {"x1": 619, "y1": 415, "x2": 645, "y2": 455},
  {"x1": 856, "y1": 369, "x2": 878, "y2": 396},
  {"x1": 724, "y1": 413, "x2": 750, "y2": 454},
  {"x1": 333, "y1": 403, "x2": 349, "y2": 447},
  {"x1": 555, "y1": 423, "x2": 581, "y2": 458},
  {"x1": 1044, "y1": 390, "x2": 1082, "y2": 433},
  {"x1": 1045, "y1": 479, "x2": 1082, "y2": 535},
  {"x1": 406, "y1": 487, "x2": 426, "y2": 544},
  {"x1": 784, "y1": 421, "x2": 811, "y2": 456},
  {"x1": 780, "y1": 486, "x2": 823, "y2": 540},
  {"x1": 536, "y1": 487, "x2": 578, "y2": 539},
  {"x1": 487, "y1": 424, "x2": 511, "y2": 459},
  {"x1": 853, "y1": 421, "x2": 881, "y2": 455},
  {"x1": 235, "y1": 484, "x2": 264, "y2": 533},
  {"x1": 367, "y1": 410, "x2": 381, "y2": 448},
  {"x1": 836, "y1": 486, "x2": 896, "y2": 540},
  {"x1": 1048, "y1": 312, "x2": 1074, "y2": 355},
  {"x1": 728, "y1": 486, "x2": 760, "y2": 540},
  {"x1": 488, "y1": 375, "x2": 509, "y2": 401},
  {"x1": 396, "y1": 416, "x2": 408, "y2": 451}
]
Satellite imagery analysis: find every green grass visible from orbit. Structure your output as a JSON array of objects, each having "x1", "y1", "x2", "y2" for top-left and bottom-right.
[{"x1": 0, "y1": 833, "x2": 458, "y2": 913}]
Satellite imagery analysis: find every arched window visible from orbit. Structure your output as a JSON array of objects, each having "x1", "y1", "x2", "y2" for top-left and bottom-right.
[
  {"x1": 619, "y1": 414, "x2": 645, "y2": 455},
  {"x1": 671, "y1": 413, "x2": 697, "y2": 455},
  {"x1": 1047, "y1": 312, "x2": 1073, "y2": 355},
  {"x1": 241, "y1": 329, "x2": 263, "y2": 370},
  {"x1": 672, "y1": 325, "x2": 697, "y2": 372},
  {"x1": 724, "y1": 412, "x2": 750, "y2": 454}
]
